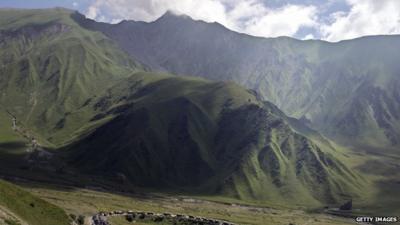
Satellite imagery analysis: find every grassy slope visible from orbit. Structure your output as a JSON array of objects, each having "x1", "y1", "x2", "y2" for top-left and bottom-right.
[
  {"x1": 0, "y1": 180, "x2": 70, "y2": 225},
  {"x1": 0, "y1": 8, "x2": 143, "y2": 147},
  {"x1": 0, "y1": 110, "x2": 27, "y2": 152},
  {"x1": 66, "y1": 71, "x2": 367, "y2": 207}
]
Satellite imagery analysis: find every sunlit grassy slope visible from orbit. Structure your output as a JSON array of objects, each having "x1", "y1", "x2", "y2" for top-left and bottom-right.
[
  {"x1": 0, "y1": 8, "x2": 144, "y2": 147},
  {"x1": 0, "y1": 179, "x2": 70, "y2": 225}
]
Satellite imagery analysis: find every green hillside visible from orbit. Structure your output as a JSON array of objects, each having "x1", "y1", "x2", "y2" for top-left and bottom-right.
[
  {"x1": 0, "y1": 179, "x2": 70, "y2": 225},
  {"x1": 0, "y1": 8, "x2": 372, "y2": 212},
  {"x1": 0, "y1": 8, "x2": 143, "y2": 147},
  {"x1": 65, "y1": 71, "x2": 366, "y2": 206}
]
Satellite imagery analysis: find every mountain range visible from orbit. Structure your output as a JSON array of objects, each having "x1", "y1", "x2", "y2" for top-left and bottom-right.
[
  {"x1": 76, "y1": 11, "x2": 400, "y2": 150},
  {"x1": 0, "y1": 8, "x2": 399, "y2": 221}
]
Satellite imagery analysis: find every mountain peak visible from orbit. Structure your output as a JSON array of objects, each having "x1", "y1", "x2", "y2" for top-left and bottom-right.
[
  {"x1": 163, "y1": 10, "x2": 178, "y2": 17},
  {"x1": 156, "y1": 10, "x2": 191, "y2": 22}
]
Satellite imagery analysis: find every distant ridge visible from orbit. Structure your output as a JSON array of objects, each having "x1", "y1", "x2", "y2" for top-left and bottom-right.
[{"x1": 74, "y1": 10, "x2": 400, "y2": 149}]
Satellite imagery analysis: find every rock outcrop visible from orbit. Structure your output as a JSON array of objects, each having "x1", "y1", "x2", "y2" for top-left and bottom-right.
[{"x1": 91, "y1": 210, "x2": 236, "y2": 225}]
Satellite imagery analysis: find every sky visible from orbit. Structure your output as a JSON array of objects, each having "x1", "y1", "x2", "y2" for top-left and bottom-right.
[{"x1": 1, "y1": 0, "x2": 400, "y2": 42}]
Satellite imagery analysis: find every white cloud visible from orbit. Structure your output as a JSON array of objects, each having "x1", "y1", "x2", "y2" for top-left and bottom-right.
[
  {"x1": 303, "y1": 34, "x2": 315, "y2": 40},
  {"x1": 85, "y1": 0, "x2": 229, "y2": 24},
  {"x1": 72, "y1": 2, "x2": 78, "y2": 8},
  {"x1": 321, "y1": 0, "x2": 400, "y2": 42},
  {"x1": 84, "y1": 0, "x2": 318, "y2": 38},
  {"x1": 242, "y1": 4, "x2": 318, "y2": 37},
  {"x1": 86, "y1": 5, "x2": 99, "y2": 19},
  {"x1": 83, "y1": 0, "x2": 400, "y2": 41}
]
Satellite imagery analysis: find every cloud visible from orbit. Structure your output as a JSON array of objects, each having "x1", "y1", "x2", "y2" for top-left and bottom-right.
[
  {"x1": 84, "y1": 0, "x2": 318, "y2": 38},
  {"x1": 85, "y1": 0, "x2": 228, "y2": 23},
  {"x1": 83, "y1": 0, "x2": 400, "y2": 41},
  {"x1": 303, "y1": 34, "x2": 315, "y2": 40},
  {"x1": 72, "y1": 2, "x2": 78, "y2": 7},
  {"x1": 321, "y1": 0, "x2": 400, "y2": 42},
  {"x1": 241, "y1": 4, "x2": 318, "y2": 37}
]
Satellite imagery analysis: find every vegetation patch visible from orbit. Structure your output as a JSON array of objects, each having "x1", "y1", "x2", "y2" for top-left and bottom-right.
[{"x1": 0, "y1": 180, "x2": 70, "y2": 225}]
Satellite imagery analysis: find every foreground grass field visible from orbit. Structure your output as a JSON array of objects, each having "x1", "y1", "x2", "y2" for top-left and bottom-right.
[
  {"x1": 19, "y1": 182, "x2": 359, "y2": 225},
  {"x1": 0, "y1": 180, "x2": 70, "y2": 225}
]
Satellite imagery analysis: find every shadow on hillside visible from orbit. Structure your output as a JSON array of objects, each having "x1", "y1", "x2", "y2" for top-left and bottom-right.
[
  {"x1": 371, "y1": 179, "x2": 400, "y2": 215},
  {"x1": 0, "y1": 162, "x2": 161, "y2": 201},
  {"x1": 0, "y1": 141, "x2": 27, "y2": 149},
  {"x1": 0, "y1": 145, "x2": 163, "y2": 203}
]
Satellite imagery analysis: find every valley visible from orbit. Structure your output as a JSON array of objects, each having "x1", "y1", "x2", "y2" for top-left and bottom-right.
[{"x1": 6, "y1": 179, "x2": 359, "y2": 225}]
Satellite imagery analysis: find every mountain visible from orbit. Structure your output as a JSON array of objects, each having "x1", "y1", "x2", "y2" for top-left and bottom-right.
[
  {"x1": 0, "y1": 8, "x2": 144, "y2": 146},
  {"x1": 0, "y1": 8, "x2": 366, "y2": 207},
  {"x1": 76, "y1": 11, "x2": 400, "y2": 150},
  {"x1": 0, "y1": 179, "x2": 70, "y2": 225},
  {"x1": 67, "y1": 72, "x2": 365, "y2": 206}
]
